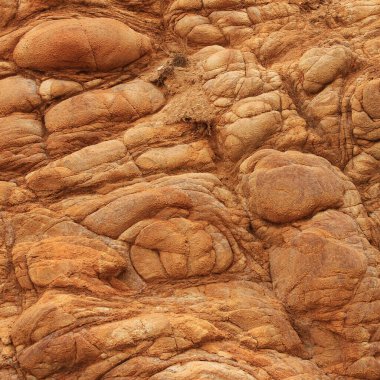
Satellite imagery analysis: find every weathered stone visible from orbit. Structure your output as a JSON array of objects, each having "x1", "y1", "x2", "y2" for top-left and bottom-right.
[
  {"x1": 1, "y1": 1, "x2": 380, "y2": 379},
  {"x1": 13, "y1": 18, "x2": 152, "y2": 71}
]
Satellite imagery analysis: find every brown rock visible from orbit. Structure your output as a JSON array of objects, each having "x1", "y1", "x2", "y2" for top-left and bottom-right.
[
  {"x1": 13, "y1": 236, "x2": 127, "y2": 291},
  {"x1": 270, "y1": 210, "x2": 368, "y2": 313},
  {"x1": 39, "y1": 79, "x2": 83, "y2": 101},
  {"x1": 13, "y1": 18, "x2": 152, "y2": 71},
  {"x1": 0, "y1": 76, "x2": 41, "y2": 116},
  {"x1": 1, "y1": 1, "x2": 380, "y2": 379},
  {"x1": 299, "y1": 46, "x2": 354, "y2": 94},
  {"x1": 0, "y1": 113, "x2": 46, "y2": 180},
  {"x1": 240, "y1": 150, "x2": 345, "y2": 223},
  {"x1": 45, "y1": 79, "x2": 165, "y2": 132},
  {"x1": 26, "y1": 140, "x2": 140, "y2": 195}
]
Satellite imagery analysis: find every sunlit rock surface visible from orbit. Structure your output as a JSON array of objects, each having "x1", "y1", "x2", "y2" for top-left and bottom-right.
[{"x1": 0, "y1": 1, "x2": 380, "y2": 379}]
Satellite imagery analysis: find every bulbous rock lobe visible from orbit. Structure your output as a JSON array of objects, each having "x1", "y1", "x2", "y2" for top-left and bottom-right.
[
  {"x1": 13, "y1": 17, "x2": 152, "y2": 71},
  {"x1": 241, "y1": 150, "x2": 345, "y2": 224},
  {"x1": 44, "y1": 79, "x2": 165, "y2": 132}
]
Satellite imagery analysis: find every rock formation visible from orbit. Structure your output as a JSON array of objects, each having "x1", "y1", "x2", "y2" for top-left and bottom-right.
[{"x1": 0, "y1": 1, "x2": 379, "y2": 379}]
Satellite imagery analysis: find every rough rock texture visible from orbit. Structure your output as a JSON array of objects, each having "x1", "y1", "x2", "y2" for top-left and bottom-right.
[{"x1": 0, "y1": 1, "x2": 380, "y2": 379}]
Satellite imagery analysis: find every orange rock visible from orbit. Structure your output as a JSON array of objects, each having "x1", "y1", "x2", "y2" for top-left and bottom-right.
[
  {"x1": 13, "y1": 18, "x2": 152, "y2": 71},
  {"x1": 0, "y1": 113, "x2": 46, "y2": 180},
  {"x1": 240, "y1": 150, "x2": 345, "y2": 223},
  {"x1": 1, "y1": 1, "x2": 380, "y2": 379},
  {"x1": 0, "y1": 76, "x2": 41, "y2": 116},
  {"x1": 44, "y1": 79, "x2": 165, "y2": 132}
]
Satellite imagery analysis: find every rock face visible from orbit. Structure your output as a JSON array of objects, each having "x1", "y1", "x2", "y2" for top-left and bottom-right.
[
  {"x1": 0, "y1": 1, "x2": 380, "y2": 379},
  {"x1": 13, "y1": 18, "x2": 152, "y2": 71}
]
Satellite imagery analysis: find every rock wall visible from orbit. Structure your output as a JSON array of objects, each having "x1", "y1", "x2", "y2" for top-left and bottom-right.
[{"x1": 0, "y1": 1, "x2": 380, "y2": 379}]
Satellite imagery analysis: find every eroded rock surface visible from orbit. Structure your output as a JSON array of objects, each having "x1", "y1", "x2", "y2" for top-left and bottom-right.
[{"x1": 0, "y1": 1, "x2": 380, "y2": 379}]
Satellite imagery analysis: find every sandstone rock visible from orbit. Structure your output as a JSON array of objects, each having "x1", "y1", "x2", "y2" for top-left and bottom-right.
[
  {"x1": 103, "y1": 348, "x2": 331, "y2": 379},
  {"x1": 0, "y1": 181, "x2": 32, "y2": 208},
  {"x1": 1, "y1": 1, "x2": 380, "y2": 379},
  {"x1": 345, "y1": 152, "x2": 380, "y2": 185},
  {"x1": 135, "y1": 141, "x2": 214, "y2": 172},
  {"x1": 81, "y1": 186, "x2": 193, "y2": 238},
  {"x1": 0, "y1": 0, "x2": 17, "y2": 27},
  {"x1": 39, "y1": 79, "x2": 83, "y2": 101},
  {"x1": 44, "y1": 79, "x2": 165, "y2": 156},
  {"x1": 240, "y1": 150, "x2": 345, "y2": 223},
  {"x1": 45, "y1": 79, "x2": 165, "y2": 132},
  {"x1": 299, "y1": 45, "x2": 354, "y2": 93},
  {"x1": 0, "y1": 61, "x2": 17, "y2": 77},
  {"x1": 129, "y1": 217, "x2": 232, "y2": 280},
  {"x1": 25, "y1": 140, "x2": 140, "y2": 195},
  {"x1": 217, "y1": 92, "x2": 286, "y2": 160},
  {"x1": 123, "y1": 121, "x2": 190, "y2": 149},
  {"x1": 352, "y1": 78, "x2": 380, "y2": 141},
  {"x1": 270, "y1": 210, "x2": 368, "y2": 313},
  {"x1": 13, "y1": 236, "x2": 127, "y2": 292},
  {"x1": 0, "y1": 76, "x2": 41, "y2": 116},
  {"x1": 201, "y1": 49, "x2": 282, "y2": 104},
  {"x1": 0, "y1": 113, "x2": 46, "y2": 180},
  {"x1": 150, "y1": 361, "x2": 257, "y2": 379},
  {"x1": 199, "y1": 48, "x2": 307, "y2": 160},
  {"x1": 13, "y1": 18, "x2": 152, "y2": 71}
]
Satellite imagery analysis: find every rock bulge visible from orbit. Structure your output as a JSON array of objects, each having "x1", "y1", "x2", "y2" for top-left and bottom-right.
[
  {"x1": 0, "y1": 1, "x2": 380, "y2": 379},
  {"x1": 240, "y1": 150, "x2": 346, "y2": 223},
  {"x1": 13, "y1": 18, "x2": 152, "y2": 71}
]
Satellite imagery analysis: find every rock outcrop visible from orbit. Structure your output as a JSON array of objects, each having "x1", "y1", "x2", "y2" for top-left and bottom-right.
[{"x1": 0, "y1": 1, "x2": 380, "y2": 379}]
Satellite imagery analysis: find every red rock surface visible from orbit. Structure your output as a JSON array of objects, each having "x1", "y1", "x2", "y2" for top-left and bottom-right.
[{"x1": 0, "y1": 1, "x2": 380, "y2": 379}]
